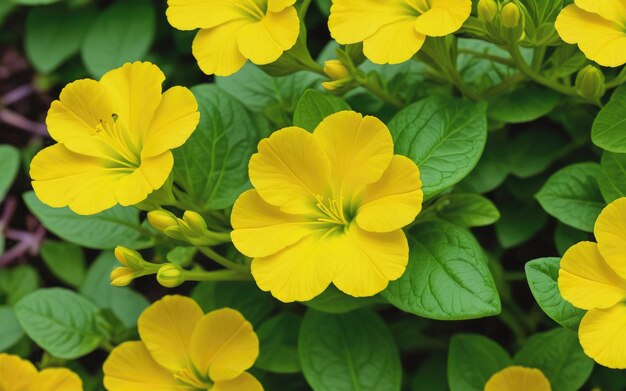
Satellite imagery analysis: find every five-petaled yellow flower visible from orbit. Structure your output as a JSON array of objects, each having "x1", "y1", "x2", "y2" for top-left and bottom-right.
[
  {"x1": 328, "y1": 0, "x2": 472, "y2": 64},
  {"x1": 0, "y1": 353, "x2": 82, "y2": 391},
  {"x1": 166, "y1": 0, "x2": 300, "y2": 76},
  {"x1": 103, "y1": 295, "x2": 262, "y2": 390},
  {"x1": 484, "y1": 366, "x2": 551, "y2": 391},
  {"x1": 559, "y1": 197, "x2": 626, "y2": 369},
  {"x1": 30, "y1": 62, "x2": 200, "y2": 215},
  {"x1": 231, "y1": 110, "x2": 423, "y2": 303},
  {"x1": 555, "y1": 0, "x2": 626, "y2": 67}
]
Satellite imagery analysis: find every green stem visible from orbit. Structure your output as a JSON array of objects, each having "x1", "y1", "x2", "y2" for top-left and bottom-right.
[
  {"x1": 482, "y1": 73, "x2": 526, "y2": 98},
  {"x1": 298, "y1": 0, "x2": 313, "y2": 18},
  {"x1": 355, "y1": 75, "x2": 404, "y2": 108},
  {"x1": 447, "y1": 67, "x2": 481, "y2": 100},
  {"x1": 199, "y1": 247, "x2": 250, "y2": 273},
  {"x1": 184, "y1": 269, "x2": 253, "y2": 282},
  {"x1": 458, "y1": 49, "x2": 515, "y2": 67},
  {"x1": 100, "y1": 341, "x2": 115, "y2": 353},
  {"x1": 530, "y1": 46, "x2": 547, "y2": 72},
  {"x1": 508, "y1": 44, "x2": 577, "y2": 96},
  {"x1": 606, "y1": 67, "x2": 626, "y2": 88}
]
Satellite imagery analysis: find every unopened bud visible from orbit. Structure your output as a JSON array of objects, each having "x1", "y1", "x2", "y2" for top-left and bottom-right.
[
  {"x1": 147, "y1": 210, "x2": 178, "y2": 232},
  {"x1": 157, "y1": 263, "x2": 184, "y2": 288},
  {"x1": 501, "y1": 2, "x2": 521, "y2": 28},
  {"x1": 110, "y1": 267, "x2": 135, "y2": 287},
  {"x1": 324, "y1": 60, "x2": 350, "y2": 80},
  {"x1": 182, "y1": 211, "x2": 207, "y2": 233},
  {"x1": 576, "y1": 65, "x2": 606, "y2": 100},
  {"x1": 478, "y1": 0, "x2": 498, "y2": 23},
  {"x1": 114, "y1": 246, "x2": 144, "y2": 269}
]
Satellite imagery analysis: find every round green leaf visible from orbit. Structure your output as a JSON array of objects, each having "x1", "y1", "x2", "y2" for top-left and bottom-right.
[
  {"x1": 0, "y1": 265, "x2": 40, "y2": 305},
  {"x1": 299, "y1": 309, "x2": 402, "y2": 391},
  {"x1": 256, "y1": 312, "x2": 302, "y2": 374},
  {"x1": 0, "y1": 145, "x2": 20, "y2": 201},
  {"x1": 293, "y1": 89, "x2": 350, "y2": 131},
  {"x1": 598, "y1": 151, "x2": 626, "y2": 203},
  {"x1": 40, "y1": 240, "x2": 86, "y2": 288},
  {"x1": 0, "y1": 306, "x2": 24, "y2": 351},
  {"x1": 304, "y1": 285, "x2": 383, "y2": 314},
  {"x1": 433, "y1": 193, "x2": 500, "y2": 227},
  {"x1": 488, "y1": 84, "x2": 560, "y2": 124},
  {"x1": 592, "y1": 86, "x2": 626, "y2": 153}
]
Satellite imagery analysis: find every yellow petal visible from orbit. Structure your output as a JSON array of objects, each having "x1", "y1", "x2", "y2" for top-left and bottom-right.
[
  {"x1": 236, "y1": 7, "x2": 300, "y2": 65},
  {"x1": 484, "y1": 366, "x2": 551, "y2": 391},
  {"x1": 30, "y1": 144, "x2": 124, "y2": 215},
  {"x1": 595, "y1": 197, "x2": 626, "y2": 279},
  {"x1": 579, "y1": 305, "x2": 626, "y2": 369},
  {"x1": 166, "y1": 0, "x2": 244, "y2": 31},
  {"x1": 32, "y1": 368, "x2": 82, "y2": 391},
  {"x1": 231, "y1": 189, "x2": 325, "y2": 258},
  {"x1": 574, "y1": 0, "x2": 626, "y2": 25},
  {"x1": 100, "y1": 62, "x2": 165, "y2": 143},
  {"x1": 558, "y1": 241, "x2": 626, "y2": 310},
  {"x1": 189, "y1": 308, "x2": 259, "y2": 382},
  {"x1": 328, "y1": 0, "x2": 409, "y2": 44},
  {"x1": 138, "y1": 295, "x2": 203, "y2": 373},
  {"x1": 313, "y1": 111, "x2": 393, "y2": 199},
  {"x1": 414, "y1": 0, "x2": 472, "y2": 37},
  {"x1": 0, "y1": 354, "x2": 37, "y2": 390},
  {"x1": 115, "y1": 151, "x2": 174, "y2": 207},
  {"x1": 356, "y1": 155, "x2": 423, "y2": 233},
  {"x1": 192, "y1": 22, "x2": 248, "y2": 77},
  {"x1": 555, "y1": 4, "x2": 626, "y2": 67},
  {"x1": 103, "y1": 341, "x2": 192, "y2": 391},
  {"x1": 363, "y1": 18, "x2": 425, "y2": 64},
  {"x1": 213, "y1": 372, "x2": 263, "y2": 391},
  {"x1": 332, "y1": 224, "x2": 408, "y2": 297},
  {"x1": 142, "y1": 86, "x2": 200, "y2": 158},
  {"x1": 267, "y1": 0, "x2": 296, "y2": 12},
  {"x1": 249, "y1": 126, "x2": 331, "y2": 215},
  {"x1": 251, "y1": 229, "x2": 338, "y2": 302}
]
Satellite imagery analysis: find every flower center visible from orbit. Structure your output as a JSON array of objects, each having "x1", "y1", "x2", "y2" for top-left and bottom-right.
[
  {"x1": 315, "y1": 195, "x2": 349, "y2": 226},
  {"x1": 94, "y1": 115, "x2": 141, "y2": 168},
  {"x1": 174, "y1": 368, "x2": 212, "y2": 389},
  {"x1": 404, "y1": 0, "x2": 429, "y2": 14},
  {"x1": 235, "y1": 0, "x2": 266, "y2": 20}
]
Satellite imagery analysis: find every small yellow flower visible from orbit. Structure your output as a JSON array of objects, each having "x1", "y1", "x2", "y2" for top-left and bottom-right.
[
  {"x1": 103, "y1": 295, "x2": 262, "y2": 391},
  {"x1": 484, "y1": 366, "x2": 551, "y2": 391},
  {"x1": 231, "y1": 110, "x2": 423, "y2": 302},
  {"x1": 30, "y1": 62, "x2": 200, "y2": 215},
  {"x1": 555, "y1": 0, "x2": 626, "y2": 67},
  {"x1": 166, "y1": 0, "x2": 300, "y2": 76},
  {"x1": 0, "y1": 353, "x2": 82, "y2": 391},
  {"x1": 559, "y1": 197, "x2": 626, "y2": 369},
  {"x1": 328, "y1": 0, "x2": 472, "y2": 64}
]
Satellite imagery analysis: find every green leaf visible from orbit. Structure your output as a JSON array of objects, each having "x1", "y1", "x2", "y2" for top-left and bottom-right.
[
  {"x1": 0, "y1": 145, "x2": 19, "y2": 201},
  {"x1": 389, "y1": 96, "x2": 487, "y2": 199},
  {"x1": 382, "y1": 221, "x2": 501, "y2": 320},
  {"x1": 299, "y1": 309, "x2": 402, "y2": 391},
  {"x1": 14, "y1": 288, "x2": 106, "y2": 359},
  {"x1": 293, "y1": 89, "x2": 350, "y2": 131},
  {"x1": 536, "y1": 162, "x2": 605, "y2": 232},
  {"x1": 433, "y1": 193, "x2": 500, "y2": 227},
  {"x1": 304, "y1": 285, "x2": 383, "y2": 314},
  {"x1": 11, "y1": 0, "x2": 60, "y2": 4},
  {"x1": 0, "y1": 265, "x2": 39, "y2": 305},
  {"x1": 412, "y1": 353, "x2": 448, "y2": 391},
  {"x1": 525, "y1": 257, "x2": 585, "y2": 330},
  {"x1": 80, "y1": 252, "x2": 148, "y2": 329},
  {"x1": 495, "y1": 198, "x2": 547, "y2": 248},
  {"x1": 81, "y1": 0, "x2": 155, "y2": 77},
  {"x1": 0, "y1": 306, "x2": 23, "y2": 351},
  {"x1": 25, "y1": 4, "x2": 96, "y2": 73},
  {"x1": 40, "y1": 240, "x2": 86, "y2": 288},
  {"x1": 256, "y1": 312, "x2": 302, "y2": 374},
  {"x1": 448, "y1": 334, "x2": 512, "y2": 391},
  {"x1": 488, "y1": 84, "x2": 560, "y2": 124},
  {"x1": 514, "y1": 328, "x2": 593, "y2": 391},
  {"x1": 173, "y1": 85, "x2": 268, "y2": 211},
  {"x1": 592, "y1": 86, "x2": 626, "y2": 153},
  {"x1": 24, "y1": 191, "x2": 145, "y2": 249},
  {"x1": 554, "y1": 223, "x2": 590, "y2": 256},
  {"x1": 598, "y1": 152, "x2": 626, "y2": 203},
  {"x1": 191, "y1": 280, "x2": 275, "y2": 326},
  {"x1": 457, "y1": 135, "x2": 510, "y2": 194},
  {"x1": 507, "y1": 127, "x2": 568, "y2": 178},
  {"x1": 314, "y1": 0, "x2": 331, "y2": 15}
]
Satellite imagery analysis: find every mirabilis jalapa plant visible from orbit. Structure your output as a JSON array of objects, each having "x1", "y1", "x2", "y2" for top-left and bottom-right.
[{"x1": 0, "y1": 0, "x2": 624, "y2": 389}]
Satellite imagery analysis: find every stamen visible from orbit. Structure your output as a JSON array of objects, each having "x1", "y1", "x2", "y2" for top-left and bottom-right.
[
  {"x1": 234, "y1": 0, "x2": 266, "y2": 20},
  {"x1": 315, "y1": 195, "x2": 348, "y2": 225}
]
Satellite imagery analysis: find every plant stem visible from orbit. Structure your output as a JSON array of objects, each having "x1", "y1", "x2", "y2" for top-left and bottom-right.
[
  {"x1": 299, "y1": 0, "x2": 313, "y2": 18},
  {"x1": 100, "y1": 341, "x2": 115, "y2": 353},
  {"x1": 357, "y1": 77, "x2": 404, "y2": 108},
  {"x1": 199, "y1": 247, "x2": 250, "y2": 273},
  {"x1": 184, "y1": 269, "x2": 253, "y2": 282},
  {"x1": 458, "y1": 49, "x2": 515, "y2": 67}
]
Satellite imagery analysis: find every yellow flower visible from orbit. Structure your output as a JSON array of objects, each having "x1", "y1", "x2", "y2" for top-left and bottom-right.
[
  {"x1": 559, "y1": 197, "x2": 626, "y2": 368},
  {"x1": 231, "y1": 110, "x2": 423, "y2": 302},
  {"x1": 166, "y1": 0, "x2": 300, "y2": 76},
  {"x1": 30, "y1": 62, "x2": 200, "y2": 215},
  {"x1": 555, "y1": 0, "x2": 626, "y2": 67},
  {"x1": 0, "y1": 353, "x2": 82, "y2": 391},
  {"x1": 328, "y1": 0, "x2": 472, "y2": 64},
  {"x1": 103, "y1": 295, "x2": 262, "y2": 391},
  {"x1": 484, "y1": 366, "x2": 551, "y2": 391}
]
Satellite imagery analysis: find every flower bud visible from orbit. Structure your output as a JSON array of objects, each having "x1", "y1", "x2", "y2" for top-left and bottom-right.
[
  {"x1": 576, "y1": 65, "x2": 606, "y2": 100},
  {"x1": 182, "y1": 211, "x2": 208, "y2": 233},
  {"x1": 114, "y1": 246, "x2": 144, "y2": 269},
  {"x1": 157, "y1": 263, "x2": 185, "y2": 288},
  {"x1": 110, "y1": 267, "x2": 135, "y2": 287},
  {"x1": 324, "y1": 60, "x2": 350, "y2": 80},
  {"x1": 500, "y1": 2, "x2": 521, "y2": 28},
  {"x1": 147, "y1": 210, "x2": 178, "y2": 232},
  {"x1": 478, "y1": 0, "x2": 498, "y2": 23}
]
